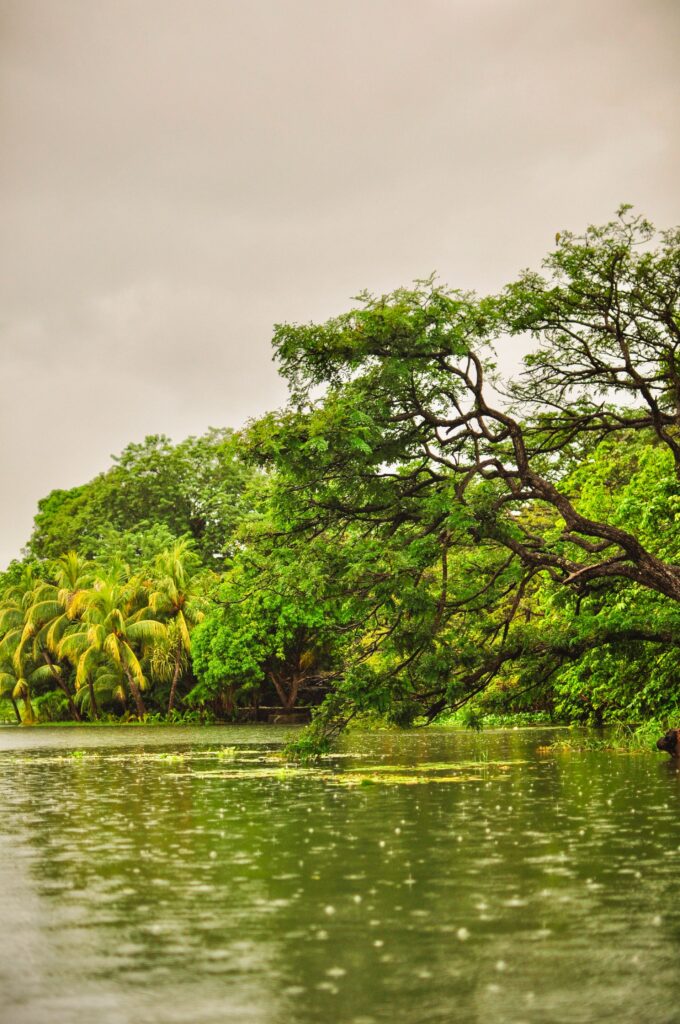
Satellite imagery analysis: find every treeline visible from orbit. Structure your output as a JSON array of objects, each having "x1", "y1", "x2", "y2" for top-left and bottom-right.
[{"x1": 2, "y1": 208, "x2": 680, "y2": 739}]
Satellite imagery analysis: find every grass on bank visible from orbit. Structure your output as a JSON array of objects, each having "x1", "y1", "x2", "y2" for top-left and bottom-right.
[
  {"x1": 435, "y1": 708, "x2": 672, "y2": 753},
  {"x1": 547, "y1": 720, "x2": 670, "y2": 753},
  {"x1": 433, "y1": 708, "x2": 558, "y2": 730}
]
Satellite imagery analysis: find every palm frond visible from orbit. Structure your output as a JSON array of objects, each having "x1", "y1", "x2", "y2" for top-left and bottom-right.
[
  {"x1": 67, "y1": 590, "x2": 90, "y2": 619},
  {"x1": 103, "y1": 633, "x2": 122, "y2": 665},
  {"x1": 13, "y1": 626, "x2": 36, "y2": 673},
  {"x1": 176, "y1": 611, "x2": 192, "y2": 653},
  {"x1": 0, "y1": 607, "x2": 23, "y2": 633},
  {"x1": 127, "y1": 619, "x2": 167, "y2": 644},
  {"x1": 12, "y1": 678, "x2": 29, "y2": 700},
  {"x1": 121, "y1": 644, "x2": 147, "y2": 690},
  {"x1": 75, "y1": 645, "x2": 99, "y2": 690},
  {"x1": 59, "y1": 631, "x2": 90, "y2": 660},
  {"x1": 46, "y1": 614, "x2": 70, "y2": 653},
  {"x1": 0, "y1": 629, "x2": 21, "y2": 657},
  {"x1": 87, "y1": 623, "x2": 106, "y2": 648},
  {"x1": 0, "y1": 672, "x2": 17, "y2": 697},
  {"x1": 105, "y1": 608, "x2": 126, "y2": 636},
  {"x1": 26, "y1": 600, "x2": 61, "y2": 626},
  {"x1": 30, "y1": 584, "x2": 58, "y2": 605},
  {"x1": 29, "y1": 664, "x2": 60, "y2": 686}
]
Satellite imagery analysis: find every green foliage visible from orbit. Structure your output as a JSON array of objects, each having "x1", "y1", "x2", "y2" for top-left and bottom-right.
[
  {"x1": 27, "y1": 430, "x2": 256, "y2": 568},
  {"x1": 32, "y1": 691, "x2": 71, "y2": 723},
  {"x1": 4, "y1": 209, "x2": 680, "y2": 741},
  {"x1": 245, "y1": 209, "x2": 680, "y2": 745},
  {"x1": 549, "y1": 720, "x2": 670, "y2": 753},
  {"x1": 0, "y1": 543, "x2": 216, "y2": 724},
  {"x1": 190, "y1": 525, "x2": 357, "y2": 713}
]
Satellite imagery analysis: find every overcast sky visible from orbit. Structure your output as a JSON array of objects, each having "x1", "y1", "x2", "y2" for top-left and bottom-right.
[{"x1": 1, "y1": 0, "x2": 679, "y2": 568}]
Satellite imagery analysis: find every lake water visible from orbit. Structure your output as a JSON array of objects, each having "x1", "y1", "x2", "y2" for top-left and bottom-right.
[{"x1": 0, "y1": 724, "x2": 679, "y2": 1024}]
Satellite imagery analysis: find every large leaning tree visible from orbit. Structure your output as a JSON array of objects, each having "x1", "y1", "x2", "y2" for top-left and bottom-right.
[{"x1": 245, "y1": 209, "x2": 680, "y2": 738}]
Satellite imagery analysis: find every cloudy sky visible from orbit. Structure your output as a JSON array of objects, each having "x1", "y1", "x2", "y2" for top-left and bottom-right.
[{"x1": 1, "y1": 0, "x2": 679, "y2": 568}]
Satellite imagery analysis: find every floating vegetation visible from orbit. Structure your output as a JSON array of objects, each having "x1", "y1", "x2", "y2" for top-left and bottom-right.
[
  {"x1": 322, "y1": 760, "x2": 526, "y2": 787},
  {"x1": 355, "y1": 760, "x2": 527, "y2": 773},
  {"x1": 4, "y1": 747, "x2": 285, "y2": 766},
  {"x1": 326, "y1": 771, "x2": 485, "y2": 787},
  {"x1": 4, "y1": 747, "x2": 529, "y2": 787},
  {"x1": 172, "y1": 766, "x2": 494, "y2": 785},
  {"x1": 174, "y1": 766, "x2": 317, "y2": 781},
  {"x1": 169, "y1": 756, "x2": 528, "y2": 786}
]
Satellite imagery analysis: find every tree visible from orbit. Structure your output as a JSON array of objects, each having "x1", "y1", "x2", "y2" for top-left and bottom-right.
[
  {"x1": 242, "y1": 209, "x2": 680, "y2": 735},
  {"x1": 0, "y1": 544, "x2": 217, "y2": 724},
  {"x1": 148, "y1": 539, "x2": 214, "y2": 715},
  {"x1": 27, "y1": 429, "x2": 256, "y2": 567},
  {"x1": 0, "y1": 671, "x2": 22, "y2": 722},
  {"x1": 60, "y1": 577, "x2": 165, "y2": 718},
  {"x1": 12, "y1": 552, "x2": 93, "y2": 722},
  {"x1": 189, "y1": 472, "x2": 413, "y2": 720},
  {"x1": 265, "y1": 211, "x2": 680, "y2": 601},
  {"x1": 191, "y1": 533, "x2": 347, "y2": 715},
  {"x1": 0, "y1": 567, "x2": 47, "y2": 724}
]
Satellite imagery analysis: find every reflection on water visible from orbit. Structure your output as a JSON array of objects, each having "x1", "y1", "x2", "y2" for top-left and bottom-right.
[{"x1": 1, "y1": 725, "x2": 679, "y2": 1024}]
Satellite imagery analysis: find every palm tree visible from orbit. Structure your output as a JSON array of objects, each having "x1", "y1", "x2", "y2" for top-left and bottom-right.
[
  {"x1": 61, "y1": 576, "x2": 165, "y2": 718},
  {"x1": 0, "y1": 624, "x2": 48, "y2": 725},
  {"x1": 149, "y1": 540, "x2": 212, "y2": 715},
  {"x1": 13, "y1": 553, "x2": 93, "y2": 721},
  {"x1": 16, "y1": 586, "x2": 81, "y2": 720},
  {"x1": 0, "y1": 671, "x2": 22, "y2": 722},
  {"x1": 0, "y1": 570, "x2": 41, "y2": 723},
  {"x1": 73, "y1": 663, "x2": 128, "y2": 718},
  {"x1": 0, "y1": 666, "x2": 38, "y2": 723}
]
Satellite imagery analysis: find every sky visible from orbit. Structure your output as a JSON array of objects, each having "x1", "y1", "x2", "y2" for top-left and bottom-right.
[{"x1": 1, "y1": 0, "x2": 679, "y2": 568}]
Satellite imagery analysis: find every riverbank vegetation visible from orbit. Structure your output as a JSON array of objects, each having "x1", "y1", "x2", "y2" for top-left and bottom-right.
[{"x1": 2, "y1": 209, "x2": 679, "y2": 745}]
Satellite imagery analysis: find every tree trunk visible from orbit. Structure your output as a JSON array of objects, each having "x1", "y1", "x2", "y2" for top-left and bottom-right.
[
  {"x1": 167, "y1": 646, "x2": 182, "y2": 716},
  {"x1": 223, "y1": 686, "x2": 235, "y2": 716},
  {"x1": 124, "y1": 666, "x2": 147, "y2": 718},
  {"x1": 268, "y1": 671, "x2": 302, "y2": 710},
  {"x1": 87, "y1": 679, "x2": 100, "y2": 720},
  {"x1": 214, "y1": 686, "x2": 236, "y2": 719},
  {"x1": 286, "y1": 673, "x2": 302, "y2": 710},
  {"x1": 22, "y1": 696, "x2": 35, "y2": 725},
  {"x1": 61, "y1": 681, "x2": 82, "y2": 721},
  {"x1": 10, "y1": 697, "x2": 21, "y2": 723},
  {"x1": 268, "y1": 671, "x2": 288, "y2": 709}
]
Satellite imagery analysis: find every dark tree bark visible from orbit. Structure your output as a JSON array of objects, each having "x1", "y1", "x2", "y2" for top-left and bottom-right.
[
  {"x1": 10, "y1": 697, "x2": 21, "y2": 723},
  {"x1": 167, "y1": 646, "x2": 183, "y2": 716},
  {"x1": 124, "y1": 665, "x2": 147, "y2": 718}
]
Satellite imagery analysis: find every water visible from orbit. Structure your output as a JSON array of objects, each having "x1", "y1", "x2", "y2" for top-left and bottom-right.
[{"x1": 1, "y1": 725, "x2": 679, "y2": 1024}]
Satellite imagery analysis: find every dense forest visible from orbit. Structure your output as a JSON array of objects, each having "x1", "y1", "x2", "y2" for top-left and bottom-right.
[{"x1": 2, "y1": 209, "x2": 679, "y2": 745}]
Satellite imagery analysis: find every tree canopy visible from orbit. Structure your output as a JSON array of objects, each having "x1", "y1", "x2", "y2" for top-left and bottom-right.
[
  {"x1": 2, "y1": 209, "x2": 679, "y2": 742},
  {"x1": 28, "y1": 429, "x2": 256, "y2": 568},
  {"x1": 242, "y1": 208, "x2": 680, "y2": 740}
]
